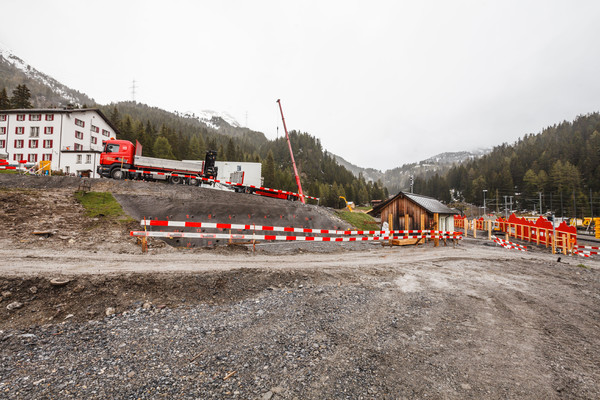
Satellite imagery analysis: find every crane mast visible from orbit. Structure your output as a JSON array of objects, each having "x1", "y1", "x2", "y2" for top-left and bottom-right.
[{"x1": 276, "y1": 99, "x2": 305, "y2": 204}]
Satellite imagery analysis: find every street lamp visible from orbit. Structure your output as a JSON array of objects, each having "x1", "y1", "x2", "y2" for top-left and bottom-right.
[{"x1": 483, "y1": 189, "x2": 488, "y2": 217}]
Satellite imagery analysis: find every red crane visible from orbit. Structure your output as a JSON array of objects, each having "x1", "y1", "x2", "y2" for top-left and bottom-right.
[{"x1": 276, "y1": 99, "x2": 305, "y2": 204}]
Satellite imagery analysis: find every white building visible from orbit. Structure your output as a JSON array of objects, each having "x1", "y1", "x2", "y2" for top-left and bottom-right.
[{"x1": 0, "y1": 108, "x2": 119, "y2": 177}]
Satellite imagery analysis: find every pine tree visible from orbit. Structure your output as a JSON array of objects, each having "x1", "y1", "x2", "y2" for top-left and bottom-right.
[
  {"x1": 263, "y1": 150, "x2": 275, "y2": 187},
  {"x1": 153, "y1": 136, "x2": 175, "y2": 159},
  {"x1": 188, "y1": 134, "x2": 204, "y2": 160},
  {"x1": 109, "y1": 106, "x2": 121, "y2": 128},
  {"x1": 10, "y1": 84, "x2": 33, "y2": 109},
  {"x1": 0, "y1": 88, "x2": 10, "y2": 110}
]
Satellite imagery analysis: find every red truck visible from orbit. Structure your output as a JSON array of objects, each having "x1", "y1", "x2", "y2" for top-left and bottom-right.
[
  {"x1": 97, "y1": 139, "x2": 308, "y2": 201},
  {"x1": 97, "y1": 139, "x2": 217, "y2": 185}
]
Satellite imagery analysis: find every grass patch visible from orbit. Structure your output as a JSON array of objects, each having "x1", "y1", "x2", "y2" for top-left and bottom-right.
[
  {"x1": 335, "y1": 210, "x2": 380, "y2": 231},
  {"x1": 0, "y1": 169, "x2": 19, "y2": 174},
  {"x1": 577, "y1": 263, "x2": 589, "y2": 269},
  {"x1": 74, "y1": 191, "x2": 134, "y2": 223}
]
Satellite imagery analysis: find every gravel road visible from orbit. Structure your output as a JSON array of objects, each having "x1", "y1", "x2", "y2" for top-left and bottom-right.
[{"x1": 2, "y1": 175, "x2": 600, "y2": 399}]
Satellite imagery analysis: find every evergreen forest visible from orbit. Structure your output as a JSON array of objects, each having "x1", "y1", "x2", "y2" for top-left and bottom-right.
[{"x1": 414, "y1": 113, "x2": 600, "y2": 219}]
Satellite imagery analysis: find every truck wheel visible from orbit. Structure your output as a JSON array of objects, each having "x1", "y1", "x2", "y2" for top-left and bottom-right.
[
  {"x1": 189, "y1": 177, "x2": 199, "y2": 186},
  {"x1": 110, "y1": 168, "x2": 124, "y2": 180},
  {"x1": 170, "y1": 176, "x2": 182, "y2": 184}
]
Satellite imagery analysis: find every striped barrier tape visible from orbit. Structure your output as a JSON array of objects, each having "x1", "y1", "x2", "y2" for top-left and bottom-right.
[
  {"x1": 120, "y1": 167, "x2": 319, "y2": 201},
  {"x1": 0, "y1": 166, "x2": 17, "y2": 170},
  {"x1": 130, "y1": 231, "x2": 462, "y2": 241},
  {"x1": 492, "y1": 236, "x2": 527, "y2": 252},
  {"x1": 574, "y1": 245, "x2": 599, "y2": 258},
  {"x1": 139, "y1": 219, "x2": 463, "y2": 238},
  {"x1": 576, "y1": 245, "x2": 600, "y2": 251}
]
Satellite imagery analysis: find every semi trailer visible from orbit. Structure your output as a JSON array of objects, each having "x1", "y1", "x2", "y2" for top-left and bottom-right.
[{"x1": 97, "y1": 139, "x2": 307, "y2": 201}]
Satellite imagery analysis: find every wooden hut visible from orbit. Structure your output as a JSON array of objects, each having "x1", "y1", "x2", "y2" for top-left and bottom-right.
[{"x1": 368, "y1": 192, "x2": 455, "y2": 232}]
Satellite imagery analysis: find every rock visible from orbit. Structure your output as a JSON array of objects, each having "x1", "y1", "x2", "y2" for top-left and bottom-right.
[
  {"x1": 271, "y1": 386, "x2": 284, "y2": 394},
  {"x1": 29, "y1": 286, "x2": 38, "y2": 294},
  {"x1": 1, "y1": 291, "x2": 11, "y2": 298},
  {"x1": 142, "y1": 302, "x2": 152, "y2": 310},
  {"x1": 50, "y1": 278, "x2": 71, "y2": 287},
  {"x1": 261, "y1": 391, "x2": 273, "y2": 400},
  {"x1": 72, "y1": 284, "x2": 85, "y2": 293},
  {"x1": 7, "y1": 301, "x2": 23, "y2": 311},
  {"x1": 461, "y1": 383, "x2": 472, "y2": 390},
  {"x1": 127, "y1": 371, "x2": 136, "y2": 378},
  {"x1": 105, "y1": 307, "x2": 116, "y2": 316}
]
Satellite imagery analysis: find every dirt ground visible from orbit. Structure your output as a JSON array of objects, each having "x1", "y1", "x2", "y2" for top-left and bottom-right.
[{"x1": 1, "y1": 175, "x2": 600, "y2": 399}]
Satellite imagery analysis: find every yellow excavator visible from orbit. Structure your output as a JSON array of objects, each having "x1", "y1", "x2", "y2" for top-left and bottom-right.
[{"x1": 339, "y1": 196, "x2": 353, "y2": 212}]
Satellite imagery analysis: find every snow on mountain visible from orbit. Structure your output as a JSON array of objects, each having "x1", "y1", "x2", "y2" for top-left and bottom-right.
[
  {"x1": 0, "y1": 42, "x2": 92, "y2": 106},
  {"x1": 196, "y1": 110, "x2": 241, "y2": 129}
]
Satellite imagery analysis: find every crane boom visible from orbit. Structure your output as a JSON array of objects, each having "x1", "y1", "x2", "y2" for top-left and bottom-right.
[{"x1": 276, "y1": 99, "x2": 305, "y2": 204}]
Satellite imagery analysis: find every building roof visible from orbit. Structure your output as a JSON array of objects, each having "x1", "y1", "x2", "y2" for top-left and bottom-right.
[
  {"x1": 0, "y1": 108, "x2": 120, "y2": 135},
  {"x1": 369, "y1": 191, "x2": 455, "y2": 216}
]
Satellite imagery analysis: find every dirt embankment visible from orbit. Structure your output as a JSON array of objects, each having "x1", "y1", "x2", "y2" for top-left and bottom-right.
[{"x1": 1, "y1": 174, "x2": 600, "y2": 399}]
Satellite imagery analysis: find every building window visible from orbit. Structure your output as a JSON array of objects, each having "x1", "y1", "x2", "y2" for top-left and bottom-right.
[
  {"x1": 15, "y1": 139, "x2": 24, "y2": 148},
  {"x1": 14, "y1": 154, "x2": 23, "y2": 161},
  {"x1": 75, "y1": 118, "x2": 85, "y2": 127},
  {"x1": 74, "y1": 143, "x2": 82, "y2": 151},
  {"x1": 102, "y1": 129, "x2": 110, "y2": 137},
  {"x1": 86, "y1": 154, "x2": 91, "y2": 164},
  {"x1": 45, "y1": 114, "x2": 54, "y2": 121},
  {"x1": 29, "y1": 114, "x2": 41, "y2": 121},
  {"x1": 17, "y1": 114, "x2": 25, "y2": 121},
  {"x1": 91, "y1": 136, "x2": 97, "y2": 144},
  {"x1": 28, "y1": 154, "x2": 38, "y2": 163},
  {"x1": 43, "y1": 139, "x2": 53, "y2": 148},
  {"x1": 29, "y1": 139, "x2": 38, "y2": 148},
  {"x1": 75, "y1": 130, "x2": 83, "y2": 140},
  {"x1": 76, "y1": 154, "x2": 82, "y2": 164},
  {"x1": 30, "y1": 127, "x2": 40, "y2": 137},
  {"x1": 0, "y1": 127, "x2": 5, "y2": 135},
  {"x1": 43, "y1": 153, "x2": 52, "y2": 161},
  {"x1": 44, "y1": 127, "x2": 54, "y2": 134},
  {"x1": 15, "y1": 127, "x2": 24, "y2": 135},
  {"x1": 0, "y1": 115, "x2": 6, "y2": 121},
  {"x1": 65, "y1": 166, "x2": 70, "y2": 174},
  {"x1": 0, "y1": 140, "x2": 5, "y2": 148},
  {"x1": 90, "y1": 124, "x2": 99, "y2": 133}
]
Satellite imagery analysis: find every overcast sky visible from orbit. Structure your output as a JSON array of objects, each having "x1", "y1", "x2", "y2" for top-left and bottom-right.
[{"x1": 1, "y1": 0, "x2": 599, "y2": 170}]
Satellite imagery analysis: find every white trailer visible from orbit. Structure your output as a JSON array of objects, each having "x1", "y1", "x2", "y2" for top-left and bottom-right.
[{"x1": 214, "y1": 161, "x2": 262, "y2": 187}]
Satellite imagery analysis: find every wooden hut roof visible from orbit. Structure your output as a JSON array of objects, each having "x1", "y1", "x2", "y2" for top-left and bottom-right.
[{"x1": 369, "y1": 191, "x2": 455, "y2": 216}]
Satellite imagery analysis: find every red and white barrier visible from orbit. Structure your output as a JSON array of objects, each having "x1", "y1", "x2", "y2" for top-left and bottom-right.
[
  {"x1": 575, "y1": 245, "x2": 599, "y2": 257},
  {"x1": 492, "y1": 236, "x2": 527, "y2": 252},
  {"x1": 0, "y1": 166, "x2": 17, "y2": 170},
  {"x1": 139, "y1": 219, "x2": 463, "y2": 238},
  {"x1": 120, "y1": 167, "x2": 319, "y2": 201},
  {"x1": 133, "y1": 219, "x2": 463, "y2": 243},
  {"x1": 130, "y1": 231, "x2": 460, "y2": 241}
]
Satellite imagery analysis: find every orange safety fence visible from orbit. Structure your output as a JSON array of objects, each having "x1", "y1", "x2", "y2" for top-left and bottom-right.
[{"x1": 454, "y1": 214, "x2": 577, "y2": 255}]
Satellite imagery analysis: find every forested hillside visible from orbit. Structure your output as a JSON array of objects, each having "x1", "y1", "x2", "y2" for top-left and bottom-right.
[
  {"x1": 415, "y1": 113, "x2": 600, "y2": 218},
  {"x1": 101, "y1": 102, "x2": 388, "y2": 207}
]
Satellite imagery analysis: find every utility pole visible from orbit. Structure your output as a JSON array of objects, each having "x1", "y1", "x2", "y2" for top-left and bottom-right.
[
  {"x1": 539, "y1": 192, "x2": 543, "y2": 215},
  {"x1": 483, "y1": 189, "x2": 487, "y2": 216},
  {"x1": 504, "y1": 195, "x2": 508, "y2": 219},
  {"x1": 410, "y1": 175, "x2": 414, "y2": 193},
  {"x1": 496, "y1": 189, "x2": 499, "y2": 213},
  {"x1": 509, "y1": 196, "x2": 513, "y2": 215},
  {"x1": 130, "y1": 79, "x2": 137, "y2": 102}
]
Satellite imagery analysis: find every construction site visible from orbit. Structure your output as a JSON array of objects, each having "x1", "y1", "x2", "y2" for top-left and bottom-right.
[{"x1": 1, "y1": 173, "x2": 600, "y2": 399}]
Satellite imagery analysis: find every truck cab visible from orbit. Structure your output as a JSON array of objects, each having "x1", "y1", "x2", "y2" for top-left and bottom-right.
[{"x1": 97, "y1": 139, "x2": 136, "y2": 179}]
